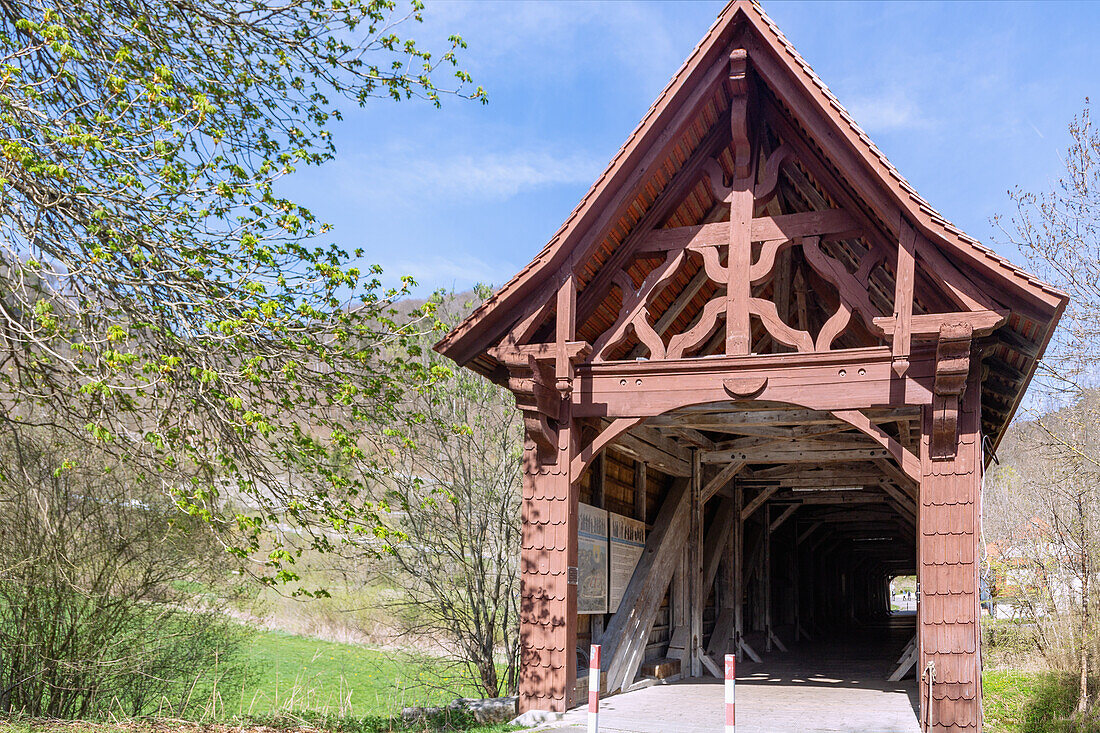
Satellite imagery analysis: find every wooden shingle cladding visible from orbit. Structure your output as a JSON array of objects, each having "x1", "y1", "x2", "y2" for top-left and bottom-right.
[
  {"x1": 919, "y1": 375, "x2": 983, "y2": 732},
  {"x1": 438, "y1": 1, "x2": 1065, "y2": 729}
]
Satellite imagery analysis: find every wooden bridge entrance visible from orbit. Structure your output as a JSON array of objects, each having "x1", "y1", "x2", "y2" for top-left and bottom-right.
[{"x1": 435, "y1": 2, "x2": 1066, "y2": 731}]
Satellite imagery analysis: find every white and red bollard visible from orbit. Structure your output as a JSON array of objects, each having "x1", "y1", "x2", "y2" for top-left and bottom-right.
[
  {"x1": 725, "y1": 653, "x2": 736, "y2": 733},
  {"x1": 588, "y1": 644, "x2": 601, "y2": 733}
]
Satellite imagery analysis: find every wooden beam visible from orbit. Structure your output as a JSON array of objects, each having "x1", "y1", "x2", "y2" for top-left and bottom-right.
[
  {"x1": 879, "y1": 482, "x2": 917, "y2": 520},
  {"x1": 634, "y1": 460, "x2": 647, "y2": 522},
  {"x1": 875, "y1": 458, "x2": 918, "y2": 494},
  {"x1": 742, "y1": 485, "x2": 779, "y2": 520},
  {"x1": 572, "y1": 347, "x2": 935, "y2": 420},
  {"x1": 831, "y1": 409, "x2": 921, "y2": 485},
  {"x1": 570, "y1": 418, "x2": 644, "y2": 483},
  {"x1": 666, "y1": 427, "x2": 717, "y2": 451},
  {"x1": 712, "y1": 432, "x2": 866, "y2": 451},
  {"x1": 705, "y1": 447, "x2": 892, "y2": 464},
  {"x1": 772, "y1": 488, "x2": 870, "y2": 499},
  {"x1": 797, "y1": 521, "x2": 824, "y2": 544},
  {"x1": 874, "y1": 310, "x2": 1007, "y2": 340},
  {"x1": 750, "y1": 463, "x2": 878, "y2": 478},
  {"x1": 614, "y1": 431, "x2": 692, "y2": 477},
  {"x1": 637, "y1": 209, "x2": 859, "y2": 255},
  {"x1": 702, "y1": 497, "x2": 738, "y2": 595},
  {"x1": 487, "y1": 340, "x2": 591, "y2": 367},
  {"x1": 994, "y1": 323, "x2": 1041, "y2": 359},
  {"x1": 650, "y1": 409, "x2": 841, "y2": 430},
  {"x1": 702, "y1": 460, "x2": 747, "y2": 502},
  {"x1": 769, "y1": 503, "x2": 799, "y2": 531},
  {"x1": 632, "y1": 424, "x2": 693, "y2": 462},
  {"x1": 985, "y1": 356, "x2": 1026, "y2": 384},
  {"x1": 749, "y1": 475, "x2": 889, "y2": 488},
  {"x1": 889, "y1": 636, "x2": 918, "y2": 682},
  {"x1": 601, "y1": 478, "x2": 692, "y2": 693}
]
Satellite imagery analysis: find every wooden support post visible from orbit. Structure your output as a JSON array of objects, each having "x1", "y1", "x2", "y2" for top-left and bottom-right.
[
  {"x1": 726, "y1": 49, "x2": 755, "y2": 356},
  {"x1": 634, "y1": 460, "x2": 647, "y2": 522},
  {"x1": 591, "y1": 448, "x2": 606, "y2": 646},
  {"x1": 555, "y1": 274, "x2": 577, "y2": 395},
  {"x1": 793, "y1": 527, "x2": 802, "y2": 643},
  {"x1": 518, "y1": 417, "x2": 577, "y2": 712},
  {"x1": 764, "y1": 504, "x2": 773, "y2": 652},
  {"x1": 689, "y1": 450, "x2": 704, "y2": 677},
  {"x1": 733, "y1": 483, "x2": 746, "y2": 662},
  {"x1": 592, "y1": 453, "x2": 606, "y2": 509},
  {"x1": 919, "y1": 370, "x2": 983, "y2": 730},
  {"x1": 708, "y1": 528, "x2": 738, "y2": 664},
  {"x1": 669, "y1": 547, "x2": 690, "y2": 672},
  {"x1": 892, "y1": 219, "x2": 916, "y2": 376}
]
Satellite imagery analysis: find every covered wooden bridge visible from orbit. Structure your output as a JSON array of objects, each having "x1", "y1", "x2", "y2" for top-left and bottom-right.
[{"x1": 435, "y1": 2, "x2": 1065, "y2": 731}]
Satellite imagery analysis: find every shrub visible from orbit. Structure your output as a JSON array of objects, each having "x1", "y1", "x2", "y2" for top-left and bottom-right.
[{"x1": 0, "y1": 428, "x2": 251, "y2": 719}]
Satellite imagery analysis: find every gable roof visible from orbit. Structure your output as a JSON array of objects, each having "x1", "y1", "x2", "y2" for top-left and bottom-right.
[{"x1": 435, "y1": 0, "x2": 1067, "y2": 447}]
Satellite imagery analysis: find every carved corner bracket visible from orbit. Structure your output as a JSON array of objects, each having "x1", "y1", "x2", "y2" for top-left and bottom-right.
[
  {"x1": 931, "y1": 322, "x2": 974, "y2": 459},
  {"x1": 489, "y1": 342, "x2": 590, "y2": 464}
]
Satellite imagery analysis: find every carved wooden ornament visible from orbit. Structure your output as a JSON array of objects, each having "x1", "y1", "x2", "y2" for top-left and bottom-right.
[{"x1": 931, "y1": 322, "x2": 974, "y2": 459}]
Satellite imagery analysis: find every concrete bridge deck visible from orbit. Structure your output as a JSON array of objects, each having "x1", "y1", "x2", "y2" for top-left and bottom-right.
[{"x1": 536, "y1": 625, "x2": 920, "y2": 733}]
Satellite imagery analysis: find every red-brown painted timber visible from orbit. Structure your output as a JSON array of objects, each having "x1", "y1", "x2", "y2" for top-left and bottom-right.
[{"x1": 918, "y1": 371, "x2": 983, "y2": 731}]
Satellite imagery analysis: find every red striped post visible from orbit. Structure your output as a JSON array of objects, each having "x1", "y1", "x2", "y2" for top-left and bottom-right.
[
  {"x1": 725, "y1": 653, "x2": 736, "y2": 733},
  {"x1": 588, "y1": 644, "x2": 601, "y2": 733}
]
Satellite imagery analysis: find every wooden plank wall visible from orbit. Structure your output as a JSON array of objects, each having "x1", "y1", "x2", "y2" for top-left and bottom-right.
[{"x1": 577, "y1": 449, "x2": 676, "y2": 669}]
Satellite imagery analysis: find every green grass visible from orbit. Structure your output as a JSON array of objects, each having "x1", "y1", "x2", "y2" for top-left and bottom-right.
[
  {"x1": 0, "y1": 717, "x2": 520, "y2": 733},
  {"x1": 0, "y1": 626, "x2": 517, "y2": 732},
  {"x1": 983, "y1": 669, "x2": 1100, "y2": 733},
  {"x1": 217, "y1": 629, "x2": 492, "y2": 718}
]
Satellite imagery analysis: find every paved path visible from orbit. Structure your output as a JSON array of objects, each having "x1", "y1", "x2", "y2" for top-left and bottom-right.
[{"x1": 534, "y1": 621, "x2": 920, "y2": 733}]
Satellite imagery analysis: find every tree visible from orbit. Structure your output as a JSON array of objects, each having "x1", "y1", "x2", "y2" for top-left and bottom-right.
[
  {"x1": 0, "y1": 0, "x2": 484, "y2": 584},
  {"x1": 996, "y1": 99, "x2": 1100, "y2": 711},
  {"x1": 375, "y1": 290, "x2": 522, "y2": 698}
]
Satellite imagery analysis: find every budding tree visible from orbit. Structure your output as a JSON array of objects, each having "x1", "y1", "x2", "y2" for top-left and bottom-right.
[
  {"x1": 995, "y1": 100, "x2": 1100, "y2": 710},
  {"x1": 0, "y1": 0, "x2": 484, "y2": 584}
]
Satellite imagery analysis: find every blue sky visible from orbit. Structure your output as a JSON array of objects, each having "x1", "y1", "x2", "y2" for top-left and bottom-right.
[{"x1": 283, "y1": 0, "x2": 1100, "y2": 296}]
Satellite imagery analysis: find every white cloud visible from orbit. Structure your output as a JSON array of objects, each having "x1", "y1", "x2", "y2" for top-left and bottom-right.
[
  {"x1": 844, "y1": 89, "x2": 933, "y2": 133},
  {"x1": 384, "y1": 253, "x2": 521, "y2": 290},
  {"x1": 341, "y1": 147, "x2": 603, "y2": 204}
]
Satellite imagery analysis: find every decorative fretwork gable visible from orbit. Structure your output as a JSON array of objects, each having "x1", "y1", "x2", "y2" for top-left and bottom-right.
[{"x1": 437, "y1": 0, "x2": 1066, "y2": 456}]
